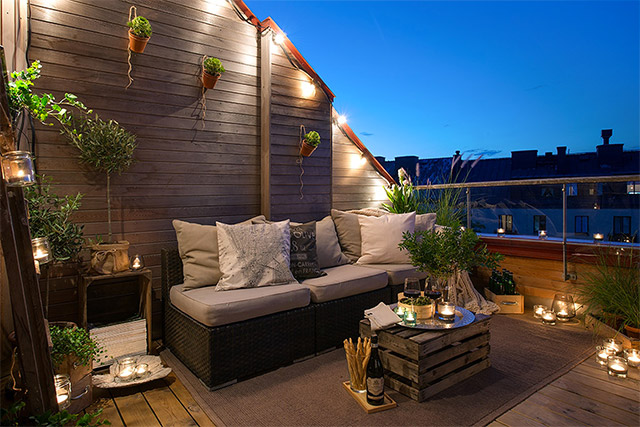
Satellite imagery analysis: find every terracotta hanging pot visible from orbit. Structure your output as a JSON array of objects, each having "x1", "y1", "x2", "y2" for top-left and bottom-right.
[
  {"x1": 128, "y1": 31, "x2": 150, "y2": 53},
  {"x1": 300, "y1": 141, "x2": 317, "y2": 157},
  {"x1": 202, "y1": 70, "x2": 221, "y2": 89}
]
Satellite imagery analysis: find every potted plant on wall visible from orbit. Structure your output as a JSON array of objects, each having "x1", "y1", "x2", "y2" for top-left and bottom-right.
[
  {"x1": 300, "y1": 130, "x2": 321, "y2": 156},
  {"x1": 202, "y1": 56, "x2": 225, "y2": 89},
  {"x1": 62, "y1": 114, "x2": 137, "y2": 274},
  {"x1": 127, "y1": 15, "x2": 152, "y2": 53}
]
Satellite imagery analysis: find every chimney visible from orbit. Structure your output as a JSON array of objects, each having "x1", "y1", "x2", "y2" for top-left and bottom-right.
[
  {"x1": 596, "y1": 129, "x2": 623, "y2": 168},
  {"x1": 601, "y1": 129, "x2": 612, "y2": 145},
  {"x1": 557, "y1": 146, "x2": 567, "y2": 173}
]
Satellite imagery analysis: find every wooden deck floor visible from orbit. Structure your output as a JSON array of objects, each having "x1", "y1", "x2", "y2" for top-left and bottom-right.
[{"x1": 489, "y1": 354, "x2": 640, "y2": 427}]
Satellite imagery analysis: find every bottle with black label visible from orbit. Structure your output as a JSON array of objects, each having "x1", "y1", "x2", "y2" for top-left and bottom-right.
[{"x1": 366, "y1": 335, "x2": 384, "y2": 406}]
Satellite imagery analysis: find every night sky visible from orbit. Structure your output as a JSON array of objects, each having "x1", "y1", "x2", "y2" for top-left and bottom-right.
[{"x1": 247, "y1": 0, "x2": 639, "y2": 160}]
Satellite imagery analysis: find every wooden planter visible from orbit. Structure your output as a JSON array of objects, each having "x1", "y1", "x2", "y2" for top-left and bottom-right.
[
  {"x1": 202, "y1": 70, "x2": 221, "y2": 89},
  {"x1": 128, "y1": 31, "x2": 150, "y2": 53},
  {"x1": 484, "y1": 288, "x2": 524, "y2": 314},
  {"x1": 300, "y1": 141, "x2": 317, "y2": 157}
]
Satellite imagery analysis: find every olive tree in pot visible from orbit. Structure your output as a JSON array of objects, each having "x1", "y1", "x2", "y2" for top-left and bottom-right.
[{"x1": 62, "y1": 114, "x2": 137, "y2": 274}]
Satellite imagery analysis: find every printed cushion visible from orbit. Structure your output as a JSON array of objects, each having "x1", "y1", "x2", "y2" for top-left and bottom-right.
[{"x1": 290, "y1": 222, "x2": 326, "y2": 280}]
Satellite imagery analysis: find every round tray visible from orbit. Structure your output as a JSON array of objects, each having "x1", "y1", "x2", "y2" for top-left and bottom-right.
[{"x1": 399, "y1": 306, "x2": 475, "y2": 330}]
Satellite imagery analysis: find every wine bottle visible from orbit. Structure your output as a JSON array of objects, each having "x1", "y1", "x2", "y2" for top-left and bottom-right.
[{"x1": 366, "y1": 335, "x2": 385, "y2": 406}]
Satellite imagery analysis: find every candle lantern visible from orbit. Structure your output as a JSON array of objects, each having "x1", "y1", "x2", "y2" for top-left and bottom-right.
[
  {"x1": 603, "y1": 339, "x2": 622, "y2": 354},
  {"x1": 533, "y1": 305, "x2": 547, "y2": 319},
  {"x1": 394, "y1": 305, "x2": 405, "y2": 318},
  {"x1": 607, "y1": 356, "x2": 628, "y2": 378},
  {"x1": 31, "y1": 237, "x2": 52, "y2": 265},
  {"x1": 1, "y1": 151, "x2": 36, "y2": 187},
  {"x1": 438, "y1": 302, "x2": 456, "y2": 322},
  {"x1": 403, "y1": 310, "x2": 417, "y2": 326},
  {"x1": 497, "y1": 228, "x2": 505, "y2": 237},
  {"x1": 115, "y1": 357, "x2": 138, "y2": 382},
  {"x1": 538, "y1": 230, "x2": 547, "y2": 240},
  {"x1": 541, "y1": 309, "x2": 556, "y2": 325},
  {"x1": 595, "y1": 345, "x2": 616, "y2": 366},
  {"x1": 130, "y1": 254, "x2": 144, "y2": 271},
  {"x1": 136, "y1": 363, "x2": 150, "y2": 378},
  {"x1": 593, "y1": 233, "x2": 604, "y2": 242},
  {"x1": 54, "y1": 374, "x2": 71, "y2": 410},
  {"x1": 551, "y1": 293, "x2": 576, "y2": 322},
  {"x1": 623, "y1": 348, "x2": 640, "y2": 368}
]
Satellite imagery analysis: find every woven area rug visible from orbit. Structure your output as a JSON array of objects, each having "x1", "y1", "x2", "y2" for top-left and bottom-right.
[{"x1": 162, "y1": 314, "x2": 596, "y2": 426}]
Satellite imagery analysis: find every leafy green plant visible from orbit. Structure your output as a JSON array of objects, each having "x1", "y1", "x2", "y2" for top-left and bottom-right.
[
  {"x1": 127, "y1": 16, "x2": 152, "y2": 38},
  {"x1": 382, "y1": 184, "x2": 423, "y2": 214},
  {"x1": 24, "y1": 176, "x2": 84, "y2": 262},
  {"x1": 31, "y1": 408, "x2": 110, "y2": 427},
  {"x1": 203, "y1": 57, "x2": 225, "y2": 75},
  {"x1": 1, "y1": 401, "x2": 26, "y2": 426},
  {"x1": 304, "y1": 131, "x2": 321, "y2": 147},
  {"x1": 574, "y1": 248, "x2": 639, "y2": 330},
  {"x1": 399, "y1": 296, "x2": 432, "y2": 306},
  {"x1": 61, "y1": 114, "x2": 136, "y2": 242},
  {"x1": 50, "y1": 324, "x2": 104, "y2": 370},
  {"x1": 399, "y1": 227, "x2": 502, "y2": 283}
]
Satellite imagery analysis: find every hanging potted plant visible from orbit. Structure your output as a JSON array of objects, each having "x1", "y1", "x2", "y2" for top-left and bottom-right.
[
  {"x1": 300, "y1": 130, "x2": 321, "y2": 157},
  {"x1": 127, "y1": 15, "x2": 152, "y2": 53},
  {"x1": 202, "y1": 56, "x2": 225, "y2": 89},
  {"x1": 61, "y1": 114, "x2": 137, "y2": 275}
]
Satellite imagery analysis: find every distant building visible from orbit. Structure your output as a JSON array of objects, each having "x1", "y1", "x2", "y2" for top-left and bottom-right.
[{"x1": 376, "y1": 130, "x2": 640, "y2": 242}]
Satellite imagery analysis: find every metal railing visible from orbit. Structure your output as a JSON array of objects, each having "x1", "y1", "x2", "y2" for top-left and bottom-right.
[{"x1": 415, "y1": 174, "x2": 640, "y2": 281}]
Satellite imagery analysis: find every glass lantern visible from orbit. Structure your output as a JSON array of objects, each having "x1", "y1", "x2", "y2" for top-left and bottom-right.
[
  {"x1": 115, "y1": 357, "x2": 138, "y2": 382},
  {"x1": 31, "y1": 237, "x2": 52, "y2": 265},
  {"x1": 551, "y1": 293, "x2": 576, "y2": 322},
  {"x1": 54, "y1": 374, "x2": 71, "y2": 410},
  {"x1": 130, "y1": 254, "x2": 144, "y2": 271},
  {"x1": 1, "y1": 151, "x2": 36, "y2": 187}
]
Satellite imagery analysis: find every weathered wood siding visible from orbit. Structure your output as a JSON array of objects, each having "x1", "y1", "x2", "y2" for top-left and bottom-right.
[{"x1": 332, "y1": 126, "x2": 389, "y2": 210}]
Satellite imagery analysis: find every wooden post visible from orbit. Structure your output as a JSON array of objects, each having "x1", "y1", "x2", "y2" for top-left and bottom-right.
[
  {"x1": 260, "y1": 28, "x2": 272, "y2": 220},
  {"x1": 0, "y1": 46, "x2": 58, "y2": 414}
]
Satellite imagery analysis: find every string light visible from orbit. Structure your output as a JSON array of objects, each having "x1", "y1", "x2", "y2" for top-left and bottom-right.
[
  {"x1": 359, "y1": 155, "x2": 367, "y2": 166},
  {"x1": 301, "y1": 81, "x2": 316, "y2": 98},
  {"x1": 337, "y1": 114, "x2": 347, "y2": 125},
  {"x1": 274, "y1": 32, "x2": 286, "y2": 45}
]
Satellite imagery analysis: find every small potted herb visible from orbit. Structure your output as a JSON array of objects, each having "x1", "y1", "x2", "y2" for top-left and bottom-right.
[
  {"x1": 300, "y1": 130, "x2": 321, "y2": 156},
  {"x1": 202, "y1": 56, "x2": 225, "y2": 89},
  {"x1": 127, "y1": 16, "x2": 152, "y2": 53}
]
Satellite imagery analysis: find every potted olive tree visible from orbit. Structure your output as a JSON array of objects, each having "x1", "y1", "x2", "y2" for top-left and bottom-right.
[
  {"x1": 127, "y1": 15, "x2": 152, "y2": 53},
  {"x1": 62, "y1": 114, "x2": 137, "y2": 274},
  {"x1": 300, "y1": 130, "x2": 321, "y2": 156},
  {"x1": 202, "y1": 56, "x2": 225, "y2": 89}
]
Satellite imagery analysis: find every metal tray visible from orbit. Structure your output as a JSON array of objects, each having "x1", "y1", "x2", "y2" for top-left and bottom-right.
[{"x1": 399, "y1": 306, "x2": 476, "y2": 330}]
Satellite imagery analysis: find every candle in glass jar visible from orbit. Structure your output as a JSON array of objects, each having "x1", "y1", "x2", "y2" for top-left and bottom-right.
[
  {"x1": 54, "y1": 374, "x2": 71, "y2": 410},
  {"x1": 56, "y1": 392, "x2": 69, "y2": 405},
  {"x1": 395, "y1": 305, "x2": 405, "y2": 317},
  {"x1": 541, "y1": 309, "x2": 556, "y2": 325},
  {"x1": 404, "y1": 310, "x2": 417, "y2": 326},
  {"x1": 603, "y1": 339, "x2": 622, "y2": 354},
  {"x1": 624, "y1": 348, "x2": 640, "y2": 368},
  {"x1": 136, "y1": 363, "x2": 149, "y2": 377},
  {"x1": 593, "y1": 233, "x2": 604, "y2": 242},
  {"x1": 533, "y1": 305, "x2": 547, "y2": 318},
  {"x1": 438, "y1": 302, "x2": 456, "y2": 322},
  {"x1": 595, "y1": 346, "x2": 615, "y2": 366},
  {"x1": 538, "y1": 230, "x2": 547, "y2": 239},
  {"x1": 607, "y1": 356, "x2": 628, "y2": 378},
  {"x1": 497, "y1": 228, "x2": 505, "y2": 237}
]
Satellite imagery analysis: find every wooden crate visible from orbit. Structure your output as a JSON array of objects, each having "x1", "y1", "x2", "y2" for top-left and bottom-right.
[
  {"x1": 484, "y1": 288, "x2": 524, "y2": 314},
  {"x1": 360, "y1": 315, "x2": 491, "y2": 402}
]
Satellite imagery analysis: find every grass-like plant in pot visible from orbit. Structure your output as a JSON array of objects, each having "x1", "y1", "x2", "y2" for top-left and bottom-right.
[
  {"x1": 127, "y1": 15, "x2": 152, "y2": 53},
  {"x1": 202, "y1": 56, "x2": 225, "y2": 89},
  {"x1": 300, "y1": 130, "x2": 321, "y2": 156}
]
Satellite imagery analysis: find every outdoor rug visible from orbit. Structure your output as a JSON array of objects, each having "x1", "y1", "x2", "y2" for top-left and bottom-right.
[{"x1": 162, "y1": 314, "x2": 596, "y2": 426}]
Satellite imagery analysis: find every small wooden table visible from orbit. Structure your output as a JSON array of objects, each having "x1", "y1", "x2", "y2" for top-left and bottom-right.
[{"x1": 360, "y1": 314, "x2": 491, "y2": 402}]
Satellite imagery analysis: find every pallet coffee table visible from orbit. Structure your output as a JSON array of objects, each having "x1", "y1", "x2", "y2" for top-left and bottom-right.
[{"x1": 360, "y1": 314, "x2": 491, "y2": 402}]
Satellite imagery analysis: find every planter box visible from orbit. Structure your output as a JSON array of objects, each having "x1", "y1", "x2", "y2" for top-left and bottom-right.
[
  {"x1": 484, "y1": 288, "x2": 524, "y2": 314},
  {"x1": 56, "y1": 355, "x2": 92, "y2": 414},
  {"x1": 585, "y1": 313, "x2": 639, "y2": 350}
]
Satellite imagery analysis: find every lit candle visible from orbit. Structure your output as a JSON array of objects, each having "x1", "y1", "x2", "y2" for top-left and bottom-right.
[
  {"x1": 130, "y1": 254, "x2": 144, "y2": 271},
  {"x1": 603, "y1": 339, "x2": 622, "y2": 354},
  {"x1": 116, "y1": 357, "x2": 138, "y2": 382},
  {"x1": 136, "y1": 363, "x2": 149, "y2": 377},
  {"x1": 533, "y1": 305, "x2": 547, "y2": 318},
  {"x1": 541, "y1": 309, "x2": 556, "y2": 325},
  {"x1": 404, "y1": 310, "x2": 417, "y2": 326},
  {"x1": 395, "y1": 305, "x2": 405, "y2": 317},
  {"x1": 497, "y1": 228, "x2": 505, "y2": 237},
  {"x1": 607, "y1": 356, "x2": 628, "y2": 378},
  {"x1": 118, "y1": 366, "x2": 135, "y2": 379},
  {"x1": 593, "y1": 233, "x2": 604, "y2": 242},
  {"x1": 538, "y1": 230, "x2": 547, "y2": 239},
  {"x1": 54, "y1": 374, "x2": 71, "y2": 410},
  {"x1": 438, "y1": 302, "x2": 456, "y2": 322},
  {"x1": 56, "y1": 393, "x2": 69, "y2": 405},
  {"x1": 2, "y1": 151, "x2": 36, "y2": 187},
  {"x1": 624, "y1": 348, "x2": 640, "y2": 368},
  {"x1": 595, "y1": 345, "x2": 615, "y2": 366}
]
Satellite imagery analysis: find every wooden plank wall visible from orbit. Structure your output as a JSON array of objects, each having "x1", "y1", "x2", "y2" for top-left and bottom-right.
[
  {"x1": 332, "y1": 126, "x2": 389, "y2": 210},
  {"x1": 0, "y1": 0, "x2": 28, "y2": 74}
]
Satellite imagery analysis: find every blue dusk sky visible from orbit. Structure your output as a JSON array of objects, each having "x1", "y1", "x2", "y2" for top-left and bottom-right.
[{"x1": 248, "y1": 0, "x2": 640, "y2": 160}]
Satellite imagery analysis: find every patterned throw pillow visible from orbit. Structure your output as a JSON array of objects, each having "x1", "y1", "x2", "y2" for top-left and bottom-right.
[
  {"x1": 290, "y1": 222, "x2": 326, "y2": 280},
  {"x1": 215, "y1": 220, "x2": 297, "y2": 291}
]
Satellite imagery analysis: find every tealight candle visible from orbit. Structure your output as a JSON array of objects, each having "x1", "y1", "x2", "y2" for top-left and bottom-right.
[
  {"x1": 497, "y1": 228, "x2": 505, "y2": 237},
  {"x1": 130, "y1": 254, "x2": 144, "y2": 271},
  {"x1": 404, "y1": 310, "x2": 417, "y2": 326},
  {"x1": 595, "y1": 345, "x2": 615, "y2": 366},
  {"x1": 538, "y1": 230, "x2": 547, "y2": 240},
  {"x1": 395, "y1": 305, "x2": 405, "y2": 317},
  {"x1": 624, "y1": 348, "x2": 640, "y2": 368},
  {"x1": 593, "y1": 233, "x2": 604, "y2": 242},
  {"x1": 607, "y1": 356, "x2": 628, "y2": 378},
  {"x1": 116, "y1": 357, "x2": 138, "y2": 382},
  {"x1": 533, "y1": 305, "x2": 547, "y2": 319},
  {"x1": 438, "y1": 302, "x2": 456, "y2": 322},
  {"x1": 1, "y1": 151, "x2": 36, "y2": 187},
  {"x1": 541, "y1": 309, "x2": 556, "y2": 325},
  {"x1": 54, "y1": 374, "x2": 71, "y2": 410},
  {"x1": 603, "y1": 339, "x2": 622, "y2": 354},
  {"x1": 136, "y1": 363, "x2": 149, "y2": 378}
]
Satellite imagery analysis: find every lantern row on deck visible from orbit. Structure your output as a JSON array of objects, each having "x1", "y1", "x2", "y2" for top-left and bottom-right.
[
  {"x1": 595, "y1": 339, "x2": 639, "y2": 379},
  {"x1": 534, "y1": 293, "x2": 576, "y2": 326}
]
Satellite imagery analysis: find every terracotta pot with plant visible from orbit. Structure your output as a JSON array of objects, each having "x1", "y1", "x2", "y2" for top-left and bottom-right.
[
  {"x1": 127, "y1": 15, "x2": 152, "y2": 53},
  {"x1": 202, "y1": 56, "x2": 225, "y2": 89},
  {"x1": 300, "y1": 130, "x2": 321, "y2": 156}
]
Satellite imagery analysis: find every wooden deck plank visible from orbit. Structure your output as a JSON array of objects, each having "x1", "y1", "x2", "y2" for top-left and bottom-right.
[
  {"x1": 111, "y1": 388, "x2": 161, "y2": 427},
  {"x1": 495, "y1": 410, "x2": 547, "y2": 427},
  {"x1": 581, "y1": 357, "x2": 640, "y2": 381},
  {"x1": 140, "y1": 380, "x2": 198, "y2": 427},
  {"x1": 572, "y1": 363, "x2": 640, "y2": 391},
  {"x1": 85, "y1": 387, "x2": 125, "y2": 427},
  {"x1": 511, "y1": 398, "x2": 582, "y2": 426},
  {"x1": 164, "y1": 372, "x2": 214, "y2": 427},
  {"x1": 486, "y1": 421, "x2": 508, "y2": 427},
  {"x1": 525, "y1": 391, "x2": 625, "y2": 426}
]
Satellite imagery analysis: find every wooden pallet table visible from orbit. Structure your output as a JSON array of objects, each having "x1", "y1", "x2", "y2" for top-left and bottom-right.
[{"x1": 360, "y1": 314, "x2": 491, "y2": 402}]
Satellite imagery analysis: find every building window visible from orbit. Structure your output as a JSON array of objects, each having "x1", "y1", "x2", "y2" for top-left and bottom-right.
[
  {"x1": 628, "y1": 181, "x2": 640, "y2": 195},
  {"x1": 613, "y1": 216, "x2": 631, "y2": 235},
  {"x1": 575, "y1": 216, "x2": 589, "y2": 234},
  {"x1": 567, "y1": 184, "x2": 578, "y2": 196},
  {"x1": 588, "y1": 183, "x2": 603, "y2": 196},
  {"x1": 499, "y1": 215, "x2": 513, "y2": 233},
  {"x1": 533, "y1": 215, "x2": 546, "y2": 233}
]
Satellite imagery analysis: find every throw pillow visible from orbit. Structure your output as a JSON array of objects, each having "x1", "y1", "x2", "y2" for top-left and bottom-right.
[
  {"x1": 216, "y1": 220, "x2": 297, "y2": 291},
  {"x1": 357, "y1": 212, "x2": 416, "y2": 264},
  {"x1": 416, "y1": 213, "x2": 437, "y2": 232},
  {"x1": 330, "y1": 209, "x2": 362, "y2": 262},
  {"x1": 316, "y1": 216, "x2": 350, "y2": 268},
  {"x1": 290, "y1": 222, "x2": 326, "y2": 280},
  {"x1": 172, "y1": 220, "x2": 221, "y2": 290}
]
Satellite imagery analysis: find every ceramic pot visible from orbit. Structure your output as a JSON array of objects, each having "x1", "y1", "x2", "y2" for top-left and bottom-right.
[
  {"x1": 625, "y1": 324, "x2": 640, "y2": 339},
  {"x1": 300, "y1": 141, "x2": 317, "y2": 157},
  {"x1": 128, "y1": 31, "x2": 149, "y2": 53}
]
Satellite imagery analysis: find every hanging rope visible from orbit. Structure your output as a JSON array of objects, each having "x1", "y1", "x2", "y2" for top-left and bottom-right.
[
  {"x1": 10, "y1": 348, "x2": 22, "y2": 391},
  {"x1": 297, "y1": 125, "x2": 306, "y2": 200},
  {"x1": 200, "y1": 55, "x2": 207, "y2": 129},
  {"x1": 125, "y1": 6, "x2": 136, "y2": 89}
]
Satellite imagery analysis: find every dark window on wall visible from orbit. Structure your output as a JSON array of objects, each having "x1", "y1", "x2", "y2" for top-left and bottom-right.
[
  {"x1": 575, "y1": 216, "x2": 589, "y2": 234},
  {"x1": 499, "y1": 215, "x2": 513, "y2": 233},
  {"x1": 627, "y1": 182, "x2": 640, "y2": 195},
  {"x1": 533, "y1": 215, "x2": 546, "y2": 232},
  {"x1": 613, "y1": 216, "x2": 631, "y2": 235}
]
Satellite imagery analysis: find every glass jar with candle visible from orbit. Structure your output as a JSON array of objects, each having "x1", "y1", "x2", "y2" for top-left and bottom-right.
[
  {"x1": 115, "y1": 357, "x2": 138, "y2": 382},
  {"x1": 136, "y1": 363, "x2": 150, "y2": 379},
  {"x1": 54, "y1": 374, "x2": 71, "y2": 410},
  {"x1": 607, "y1": 356, "x2": 628, "y2": 378},
  {"x1": 551, "y1": 293, "x2": 575, "y2": 322},
  {"x1": 130, "y1": 254, "x2": 144, "y2": 271},
  {"x1": 497, "y1": 228, "x2": 505, "y2": 237},
  {"x1": 31, "y1": 237, "x2": 52, "y2": 265},
  {"x1": 595, "y1": 345, "x2": 616, "y2": 366},
  {"x1": 533, "y1": 305, "x2": 547, "y2": 319},
  {"x1": 394, "y1": 305, "x2": 405, "y2": 318},
  {"x1": 438, "y1": 302, "x2": 456, "y2": 322},
  {"x1": 538, "y1": 230, "x2": 547, "y2": 240},
  {"x1": 541, "y1": 309, "x2": 556, "y2": 325},
  {"x1": 1, "y1": 151, "x2": 36, "y2": 187},
  {"x1": 403, "y1": 310, "x2": 417, "y2": 327},
  {"x1": 624, "y1": 348, "x2": 640, "y2": 368},
  {"x1": 603, "y1": 339, "x2": 622, "y2": 354}
]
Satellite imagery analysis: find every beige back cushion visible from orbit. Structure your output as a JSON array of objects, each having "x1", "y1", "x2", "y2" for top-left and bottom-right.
[
  {"x1": 330, "y1": 209, "x2": 362, "y2": 262},
  {"x1": 357, "y1": 212, "x2": 416, "y2": 264},
  {"x1": 416, "y1": 213, "x2": 437, "y2": 232},
  {"x1": 316, "y1": 216, "x2": 350, "y2": 268}
]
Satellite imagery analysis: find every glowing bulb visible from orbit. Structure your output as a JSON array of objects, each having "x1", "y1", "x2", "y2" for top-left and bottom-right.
[
  {"x1": 350, "y1": 154, "x2": 363, "y2": 169},
  {"x1": 337, "y1": 114, "x2": 347, "y2": 125},
  {"x1": 359, "y1": 155, "x2": 367, "y2": 166},
  {"x1": 301, "y1": 81, "x2": 316, "y2": 98},
  {"x1": 274, "y1": 33, "x2": 285, "y2": 45}
]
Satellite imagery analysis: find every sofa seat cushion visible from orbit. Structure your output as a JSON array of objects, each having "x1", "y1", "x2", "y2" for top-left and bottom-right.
[
  {"x1": 301, "y1": 265, "x2": 388, "y2": 303},
  {"x1": 360, "y1": 264, "x2": 429, "y2": 286},
  {"x1": 170, "y1": 283, "x2": 310, "y2": 327}
]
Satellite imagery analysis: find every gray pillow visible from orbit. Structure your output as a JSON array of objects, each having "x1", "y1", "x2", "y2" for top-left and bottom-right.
[
  {"x1": 316, "y1": 216, "x2": 350, "y2": 268},
  {"x1": 290, "y1": 222, "x2": 325, "y2": 280},
  {"x1": 330, "y1": 209, "x2": 362, "y2": 262},
  {"x1": 216, "y1": 220, "x2": 297, "y2": 291},
  {"x1": 172, "y1": 220, "x2": 221, "y2": 290},
  {"x1": 416, "y1": 213, "x2": 437, "y2": 232}
]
